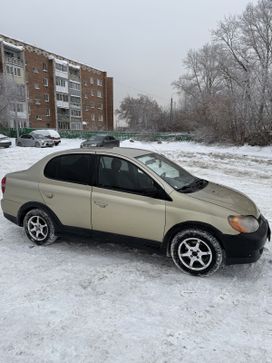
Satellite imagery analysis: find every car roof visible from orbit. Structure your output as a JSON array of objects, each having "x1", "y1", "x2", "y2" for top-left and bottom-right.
[{"x1": 48, "y1": 147, "x2": 152, "y2": 158}]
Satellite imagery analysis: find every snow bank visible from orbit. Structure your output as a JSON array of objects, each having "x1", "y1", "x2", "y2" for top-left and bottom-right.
[{"x1": 0, "y1": 139, "x2": 271, "y2": 362}]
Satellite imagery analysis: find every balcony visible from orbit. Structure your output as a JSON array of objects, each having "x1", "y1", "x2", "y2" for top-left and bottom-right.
[
  {"x1": 69, "y1": 73, "x2": 80, "y2": 82},
  {"x1": 57, "y1": 99, "x2": 69, "y2": 109},
  {"x1": 70, "y1": 102, "x2": 81, "y2": 109},
  {"x1": 5, "y1": 56, "x2": 24, "y2": 67}
]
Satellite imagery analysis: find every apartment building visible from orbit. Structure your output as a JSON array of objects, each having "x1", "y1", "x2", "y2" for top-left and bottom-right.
[{"x1": 0, "y1": 34, "x2": 114, "y2": 130}]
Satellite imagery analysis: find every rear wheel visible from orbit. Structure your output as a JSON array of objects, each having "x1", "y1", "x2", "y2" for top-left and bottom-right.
[
  {"x1": 170, "y1": 228, "x2": 224, "y2": 276},
  {"x1": 17, "y1": 142, "x2": 22, "y2": 147},
  {"x1": 35, "y1": 142, "x2": 40, "y2": 147},
  {"x1": 23, "y1": 208, "x2": 57, "y2": 245}
]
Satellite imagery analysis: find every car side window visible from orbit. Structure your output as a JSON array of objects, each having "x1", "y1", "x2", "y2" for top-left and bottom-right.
[
  {"x1": 44, "y1": 154, "x2": 92, "y2": 185},
  {"x1": 97, "y1": 156, "x2": 163, "y2": 197}
]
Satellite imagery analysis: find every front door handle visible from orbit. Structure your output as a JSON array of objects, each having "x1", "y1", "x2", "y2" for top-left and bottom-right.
[
  {"x1": 94, "y1": 200, "x2": 108, "y2": 208},
  {"x1": 45, "y1": 192, "x2": 54, "y2": 199}
]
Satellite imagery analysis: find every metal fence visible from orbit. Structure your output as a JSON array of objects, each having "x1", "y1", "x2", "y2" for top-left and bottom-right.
[{"x1": 0, "y1": 128, "x2": 193, "y2": 142}]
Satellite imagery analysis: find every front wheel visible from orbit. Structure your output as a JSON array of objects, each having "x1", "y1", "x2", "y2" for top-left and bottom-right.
[
  {"x1": 23, "y1": 208, "x2": 58, "y2": 245},
  {"x1": 170, "y1": 228, "x2": 224, "y2": 276}
]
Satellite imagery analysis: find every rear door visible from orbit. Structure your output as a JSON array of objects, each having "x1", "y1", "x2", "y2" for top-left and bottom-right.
[{"x1": 39, "y1": 153, "x2": 95, "y2": 229}]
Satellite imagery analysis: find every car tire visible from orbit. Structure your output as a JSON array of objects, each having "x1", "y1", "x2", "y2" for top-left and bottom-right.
[
  {"x1": 170, "y1": 228, "x2": 224, "y2": 276},
  {"x1": 17, "y1": 142, "x2": 22, "y2": 147},
  {"x1": 35, "y1": 142, "x2": 40, "y2": 148},
  {"x1": 23, "y1": 208, "x2": 58, "y2": 245}
]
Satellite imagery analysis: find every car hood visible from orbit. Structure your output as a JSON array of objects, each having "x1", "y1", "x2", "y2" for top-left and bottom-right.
[{"x1": 190, "y1": 182, "x2": 259, "y2": 217}]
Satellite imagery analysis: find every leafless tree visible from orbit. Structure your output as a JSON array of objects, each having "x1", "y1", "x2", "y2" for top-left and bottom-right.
[{"x1": 173, "y1": 0, "x2": 272, "y2": 145}]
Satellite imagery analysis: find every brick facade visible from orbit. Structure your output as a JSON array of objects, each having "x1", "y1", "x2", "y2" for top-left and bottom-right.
[
  {"x1": 24, "y1": 51, "x2": 56, "y2": 128},
  {"x1": 0, "y1": 34, "x2": 114, "y2": 130}
]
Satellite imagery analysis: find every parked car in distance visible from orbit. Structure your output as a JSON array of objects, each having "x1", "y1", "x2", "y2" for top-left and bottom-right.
[
  {"x1": 0, "y1": 134, "x2": 12, "y2": 148},
  {"x1": 31, "y1": 129, "x2": 61, "y2": 145},
  {"x1": 16, "y1": 133, "x2": 54, "y2": 148},
  {"x1": 80, "y1": 135, "x2": 120, "y2": 148},
  {"x1": 1, "y1": 148, "x2": 270, "y2": 276}
]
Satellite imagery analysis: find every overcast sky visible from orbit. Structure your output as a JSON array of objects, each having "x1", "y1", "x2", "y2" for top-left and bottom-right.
[{"x1": 1, "y1": 0, "x2": 258, "y2": 111}]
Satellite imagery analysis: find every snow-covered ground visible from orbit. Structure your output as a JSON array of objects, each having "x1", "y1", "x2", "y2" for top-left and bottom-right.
[{"x1": 0, "y1": 139, "x2": 271, "y2": 363}]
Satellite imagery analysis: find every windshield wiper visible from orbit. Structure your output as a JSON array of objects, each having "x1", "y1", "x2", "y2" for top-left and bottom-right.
[{"x1": 177, "y1": 178, "x2": 208, "y2": 193}]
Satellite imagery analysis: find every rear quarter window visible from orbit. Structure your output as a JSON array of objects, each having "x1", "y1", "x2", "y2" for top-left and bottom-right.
[{"x1": 44, "y1": 154, "x2": 91, "y2": 185}]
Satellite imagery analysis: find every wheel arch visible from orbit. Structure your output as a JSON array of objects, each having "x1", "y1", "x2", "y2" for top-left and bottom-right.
[
  {"x1": 162, "y1": 221, "x2": 225, "y2": 256},
  {"x1": 17, "y1": 201, "x2": 61, "y2": 229}
]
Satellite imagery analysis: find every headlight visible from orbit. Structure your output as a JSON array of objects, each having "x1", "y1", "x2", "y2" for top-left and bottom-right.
[{"x1": 228, "y1": 215, "x2": 259, "y2": 233}]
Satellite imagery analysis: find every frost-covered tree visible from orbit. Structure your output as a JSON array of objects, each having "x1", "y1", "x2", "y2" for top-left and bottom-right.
[
  {"x1": 0, "y1": 74, "x2": 18, "y2": 128},
  {"x1": 116, "y1": 94, "x2": 163, "y2": 131},
  {"x1": 174, "y1": 0, "x2": 272, "y2": 145}
]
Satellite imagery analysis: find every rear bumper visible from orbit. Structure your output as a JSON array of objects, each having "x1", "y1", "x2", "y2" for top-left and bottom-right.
[
  {"x1": 221, "y1": 215, "x2": 270, "y2": 265},
  {"x1": 0, "y1": 141, "x2": 11, "y2": 148},
  {"x1": 3, "y1": 212, "x2": 18, "y2": 225}
]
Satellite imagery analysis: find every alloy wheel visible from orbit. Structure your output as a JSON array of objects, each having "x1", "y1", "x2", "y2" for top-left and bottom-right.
[{"x1": 177, "y1": 237, "x2": 212, "y2": 271}]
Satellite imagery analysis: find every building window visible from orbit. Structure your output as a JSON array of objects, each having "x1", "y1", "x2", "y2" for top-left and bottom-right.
[
  {"x1": 6, "y1": 65, "x2": 13, "y2": 74},
  {"x1": 43, "y1": 78, "x2": 48, "y2": 87},
  {"x1": 17, "y1": 85, "x2": 25, "y2": 97},
  {"x1": 98, "y1": 114, "x2": 103, "y2": 122},
  {"x1": 71, "y1": 110, "x2": 81, "y2": 117},
  {"x1": 6, "y1": 65, "x2": 22, "y2": 77},
  {"x1": 36, "y1": 115, "x2": 42, "y2": 120},
  {"x1": 46, "y1": 108, "x2": 50, "y2": 116},
  {"x1": 14, "y1": 67, "x2": 21, "y2": 77},
  {"x1": 97, "y1": 103, "x2": 103, "y2": 110},
  {"x1": 42, "y1": 63, "x2": 48, "y2": 72},
  {"x1": 90, "y1": 101, "x2": 95, "y2": 108},
  {"x1": 70, "y1": 96, "x2": 81, "y2": 105},
  {"x1": 56, "y1": 63, "x2": 68, "y2": 72},
  {"x1": 11, "y1": 103, "x2": 24, "y2": 113},
  {"x1": 56, "y1": 93, "x2": 68, "y2": 102},
  {"x1": 85, "y1": 106, "x2": 89, "y2": 111},
  {"x1": 35, "y1": 98, "x2": 41, "y2": 105},
  {"x1": 90, "y1": 77, "x2": 94, "y2": 84},
  {"x1": 91, "y1": 89, "x2": 94, "y2": 97},
  {"x1": 69, "y1": 81, "x2": 80, "y2": 90},
  {"x1": 32, "y1": 67, "x2": 39, "y2": 73},
  {"x1": 44, "y1": 94, "x2": 49, "y2": 102},
  {"x1": 56, "y1": 78, "x2": 66, "y2": 87},
  {"x1": 97, "y1": 79, "x2": 103, "y2": 86},
  {"x1": 34, "y1": 83, "x2": 40, "y2": 89},
  {"x1": 84, "y1": 94, "x2": 88, "y2": 99},
  {"x1": 91, "y1": 113, "x2": 95, "y2": 121},
  {"x1": 97, "y1": 90, "x2": 102, "y2": 98}
]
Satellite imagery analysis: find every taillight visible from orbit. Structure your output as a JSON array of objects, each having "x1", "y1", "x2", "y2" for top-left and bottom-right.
[{"x1": 1, "y1": 176, "x2": 6, "y2": 194}]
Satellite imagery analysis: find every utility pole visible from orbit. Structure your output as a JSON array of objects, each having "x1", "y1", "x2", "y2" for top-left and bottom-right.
[
  {"x1": 15, "y1": 104, "x2": 19, "y2": 139},
  {"x1": 169, "y1": 97, "x2": 173, "y2": 128}
]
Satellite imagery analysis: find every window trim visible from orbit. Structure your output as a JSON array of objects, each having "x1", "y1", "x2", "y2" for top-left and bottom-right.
[
  {"x1": 94, "y1": 154, "x2": 171, "y2": 200},
  {"x1": 44, "y1": 153, "x2": 95, "y2": 186}
]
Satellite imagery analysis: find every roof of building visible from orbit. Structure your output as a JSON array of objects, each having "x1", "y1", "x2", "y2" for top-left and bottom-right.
[{"x1": 0, "y1": 34, "x2": 105, "y2": 75}]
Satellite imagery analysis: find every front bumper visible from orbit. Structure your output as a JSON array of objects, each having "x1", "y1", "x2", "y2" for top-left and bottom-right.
[{"x1": 221, "y1": 215, "x2": 270, "y2": 265}]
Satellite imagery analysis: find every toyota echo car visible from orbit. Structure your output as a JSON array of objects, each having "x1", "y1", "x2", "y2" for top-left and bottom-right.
[{"x1": 1, "y1": 147, "x2": 270, "y2": 276}]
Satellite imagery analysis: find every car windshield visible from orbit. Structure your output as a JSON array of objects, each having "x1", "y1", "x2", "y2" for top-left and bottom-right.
[
  {"x1": 136, "y1": 153, "x2": 207, "y2": 193},
  {"x1": 33, "y1": 134, "x2": 46, "y2": 139},
  {"x1": 87, "y1": 136, "x2": 104, "y2": 141}
]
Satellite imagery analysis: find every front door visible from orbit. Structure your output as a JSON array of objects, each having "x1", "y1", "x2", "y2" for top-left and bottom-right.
[{"x1": 92, "y1": 155, "x2": 166, "y2": 242}]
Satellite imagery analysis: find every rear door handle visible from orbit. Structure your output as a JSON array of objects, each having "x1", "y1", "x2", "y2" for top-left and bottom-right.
[{"x1": 94, "y1": 200, "x2": 108, "y2": 208}]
